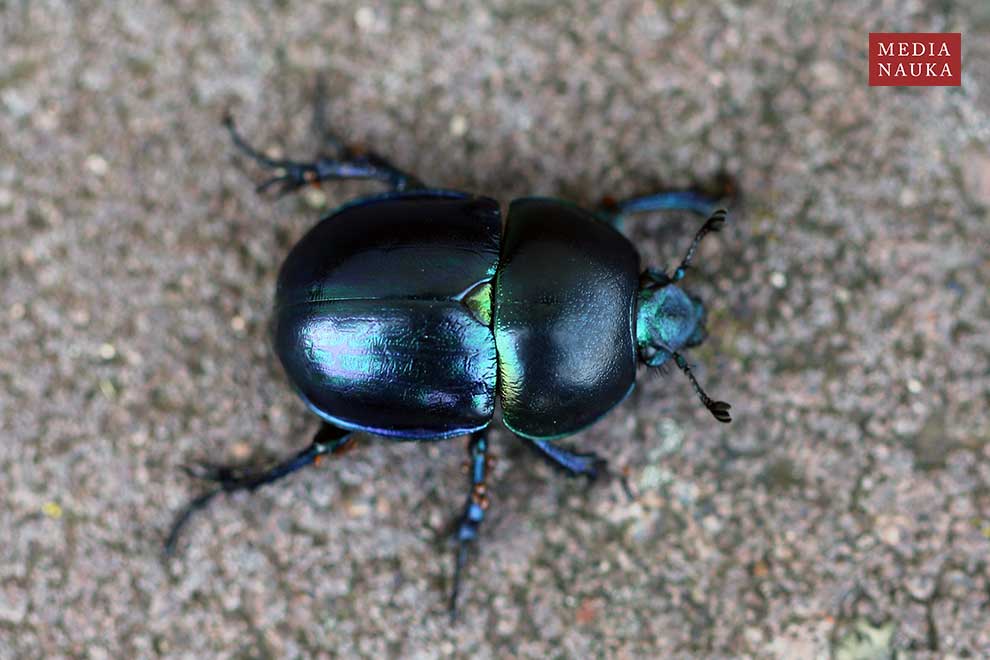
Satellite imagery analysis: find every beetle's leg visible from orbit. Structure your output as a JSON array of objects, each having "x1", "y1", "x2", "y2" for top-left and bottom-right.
[
  {"x1": 521, "y1": 437, "x2": 606, "y2": 480},
  {"x1": 672, "y1": 352, "x2": 732, "y2": 423},
  {"x1": 164, "y1": 422, "x2": 356, "y2": 556},
  {"x1": 224, "y1": 115, "x2": 425, "y2": 195},
  {"x1": 598, "y1": 190, "x2": 721, "y2": 228},
  {"x1": 450, "y1": 430, "x2": 493, "y2": 622},
  {"x1": 310, "y1": 74, "x2": 347, "y2": 157},
  {"x1": 597, "y1": 172, "x2": 736, "y2": 228}
]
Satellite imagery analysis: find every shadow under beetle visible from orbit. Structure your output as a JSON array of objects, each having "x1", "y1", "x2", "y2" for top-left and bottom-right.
[{"x1": 166, "y1": 109, "x2": 732, "y2": 621}]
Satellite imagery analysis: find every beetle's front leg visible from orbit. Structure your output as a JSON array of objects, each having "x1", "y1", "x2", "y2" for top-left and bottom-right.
[
  {"x1": 596, "y1": 172, "x2": 735, "y2": 229},
  {"x1": 598, "y1": 190, "x2": 721, "y2": 227},
  {"x1": 449, "y1": 430, "x2": 494, "y2": 621}
]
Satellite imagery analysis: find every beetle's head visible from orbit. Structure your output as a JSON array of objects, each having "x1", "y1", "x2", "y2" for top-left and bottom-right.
[
  {"x1": 630, "y1": 206, "x2": 731, "y2": 423},
  {"x1": 635, "y1": 280, "x2": 707, "y2": 367},
  {"x1": 634, "y1": 270, "x2": 729, "y2": 422}
]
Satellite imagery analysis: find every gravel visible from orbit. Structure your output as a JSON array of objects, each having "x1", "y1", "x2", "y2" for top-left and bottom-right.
[{"x1": 1, "y1": 1, "x2": 988, "y2": 656}]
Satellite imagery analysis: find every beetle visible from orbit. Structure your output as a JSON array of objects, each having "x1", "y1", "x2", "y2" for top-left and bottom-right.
[{"x1": 166, "y1": 112, "x2": 732, "y2": 620}]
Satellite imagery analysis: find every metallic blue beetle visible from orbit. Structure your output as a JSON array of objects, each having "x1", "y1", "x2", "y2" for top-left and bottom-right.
[{"x1": 167, "y1": 114, "x2": 731, "y2": 620}]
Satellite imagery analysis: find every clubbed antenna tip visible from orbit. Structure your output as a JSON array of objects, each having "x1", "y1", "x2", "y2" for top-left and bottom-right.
[{"x1": 672, "y1": 352, "x2": 732, "y2": 423}]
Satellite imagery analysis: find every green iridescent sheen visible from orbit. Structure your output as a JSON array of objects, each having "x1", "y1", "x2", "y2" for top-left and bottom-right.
[
  {"x1": 462, "y1": 281, "x2": 493, "y2": 326},
  {"x1": 273, "y1": 192, "x2": 503, "y2": 438},
  {"x1": 493, "y1": 197, "x2": 639, "y2": 440},
  {"x1": 635, "y1": 284, "x2": 706, "y2": 367}
]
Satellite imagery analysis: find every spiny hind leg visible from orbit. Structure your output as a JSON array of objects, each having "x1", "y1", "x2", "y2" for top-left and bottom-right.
[{"x1": 164, "y1": 422, "x2": 357, "y2": 555}]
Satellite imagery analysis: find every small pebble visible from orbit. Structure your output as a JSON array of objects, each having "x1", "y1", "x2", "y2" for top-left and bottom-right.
[
  {"x1": 85, "y1": 154, "x2": 109, "y2": 176},
  {"x1": 878, "y1": 521, "x2": 902, "y2": 546},
  {"x1": 907, "y1": 378, "x2": 922, "y2": 394},
  {"x1": 347, "y1": 501, "x2": 370, "y2": 518},
  {"x1": 449, "y1": 115, "x2": 468, "y2": 137},
  {"x1": 355, "y1": 7, "x2": 375, "y2": 31},
  {"x1": 99, "y1": 379, "x2": 117, "y2": 399},
  {"x1": 70, "y1": 308, "x2": 90, "y2": 326},
  {"x1": 98, "y1": 343, "x2": 117, "y2": 360},
  {"x1": 304, "y1": 187, "x2": 326, "y2": 209},
  {"x1": 231, "y1": 441, "x2": 252, "y2": 460},
  {"x1": 770, "y1": 271, "x2": 787, "y2": 289}
]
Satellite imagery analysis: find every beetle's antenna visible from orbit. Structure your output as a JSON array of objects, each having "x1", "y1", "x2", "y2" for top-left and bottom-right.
[
  {"x1": 671, "y1": 209, "x2": 726, "y2": 282},
  {"x1": 671, "y1": 352, "x2": 731, "y2": 423}
]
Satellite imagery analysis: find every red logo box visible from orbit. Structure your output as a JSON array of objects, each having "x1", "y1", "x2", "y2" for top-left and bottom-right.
[{"x1": 869, "y1": 33, "x2": 961, "y2": 86}]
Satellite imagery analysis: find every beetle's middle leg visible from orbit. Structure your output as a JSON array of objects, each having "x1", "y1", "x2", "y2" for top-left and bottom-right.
[
  {"x1": 164, "y1": 422, "x2": 357, "y2": 556},
  {"x1": 224, "y1": 115, "x2": 425, "y2": 196},
  {"x1": 520, "y1": 436, "x2": 606, "y2": 480}
]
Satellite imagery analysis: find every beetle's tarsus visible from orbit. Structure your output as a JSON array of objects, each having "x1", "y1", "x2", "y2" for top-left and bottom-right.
[
  {"x1": 619, "y1": 468, "x2": 637, "y2": 501},
  {"x1": 224, "y1": 113, "x2": 425, "y2": 194},
  {"x1": 587, "y1": 455, "x2": 608, "y2": 483},
  {"x1": 163, "y1": 488, "x2": 222, "y2": 558},
  {"x1": 183, "y1": 461, "x2": 263, "y2": 492},
  {"x1": 310, "y1": 75, "x2": 347, "y2": 157},
  {"x1": 224, "y1": 114, "x2": 321, "y2": 196},
  {"x1": 449, "y1": 431, "x2": 491, "y2": 621},
  {"x1": 256, "y1": 175, "x2": 286, "y2": 194},
  {"x1": 180, "y1": 461, "x2": 245, "y2": 482},
  {"x1": 255, "y1": 173, "x2": 305, "y2": 197},
  {"x1": 449, "y1": 543, "x2": 470, "y2": 623},
  {"x1": 225, "y1": 114, "x2": 293, "y2": 171},
  {"x1": 165, "y1": 424, "x2": 354, "y2": 557}
]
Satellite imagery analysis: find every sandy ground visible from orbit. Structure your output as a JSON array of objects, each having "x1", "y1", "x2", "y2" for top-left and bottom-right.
[{"x1": 2, "y1": 1, "x2": 989, "y2": 657}]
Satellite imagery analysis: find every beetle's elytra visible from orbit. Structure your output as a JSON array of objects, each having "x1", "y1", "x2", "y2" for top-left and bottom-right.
[{"x1": 166, "y1": 113, "x2": 732, "y2": 621}]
